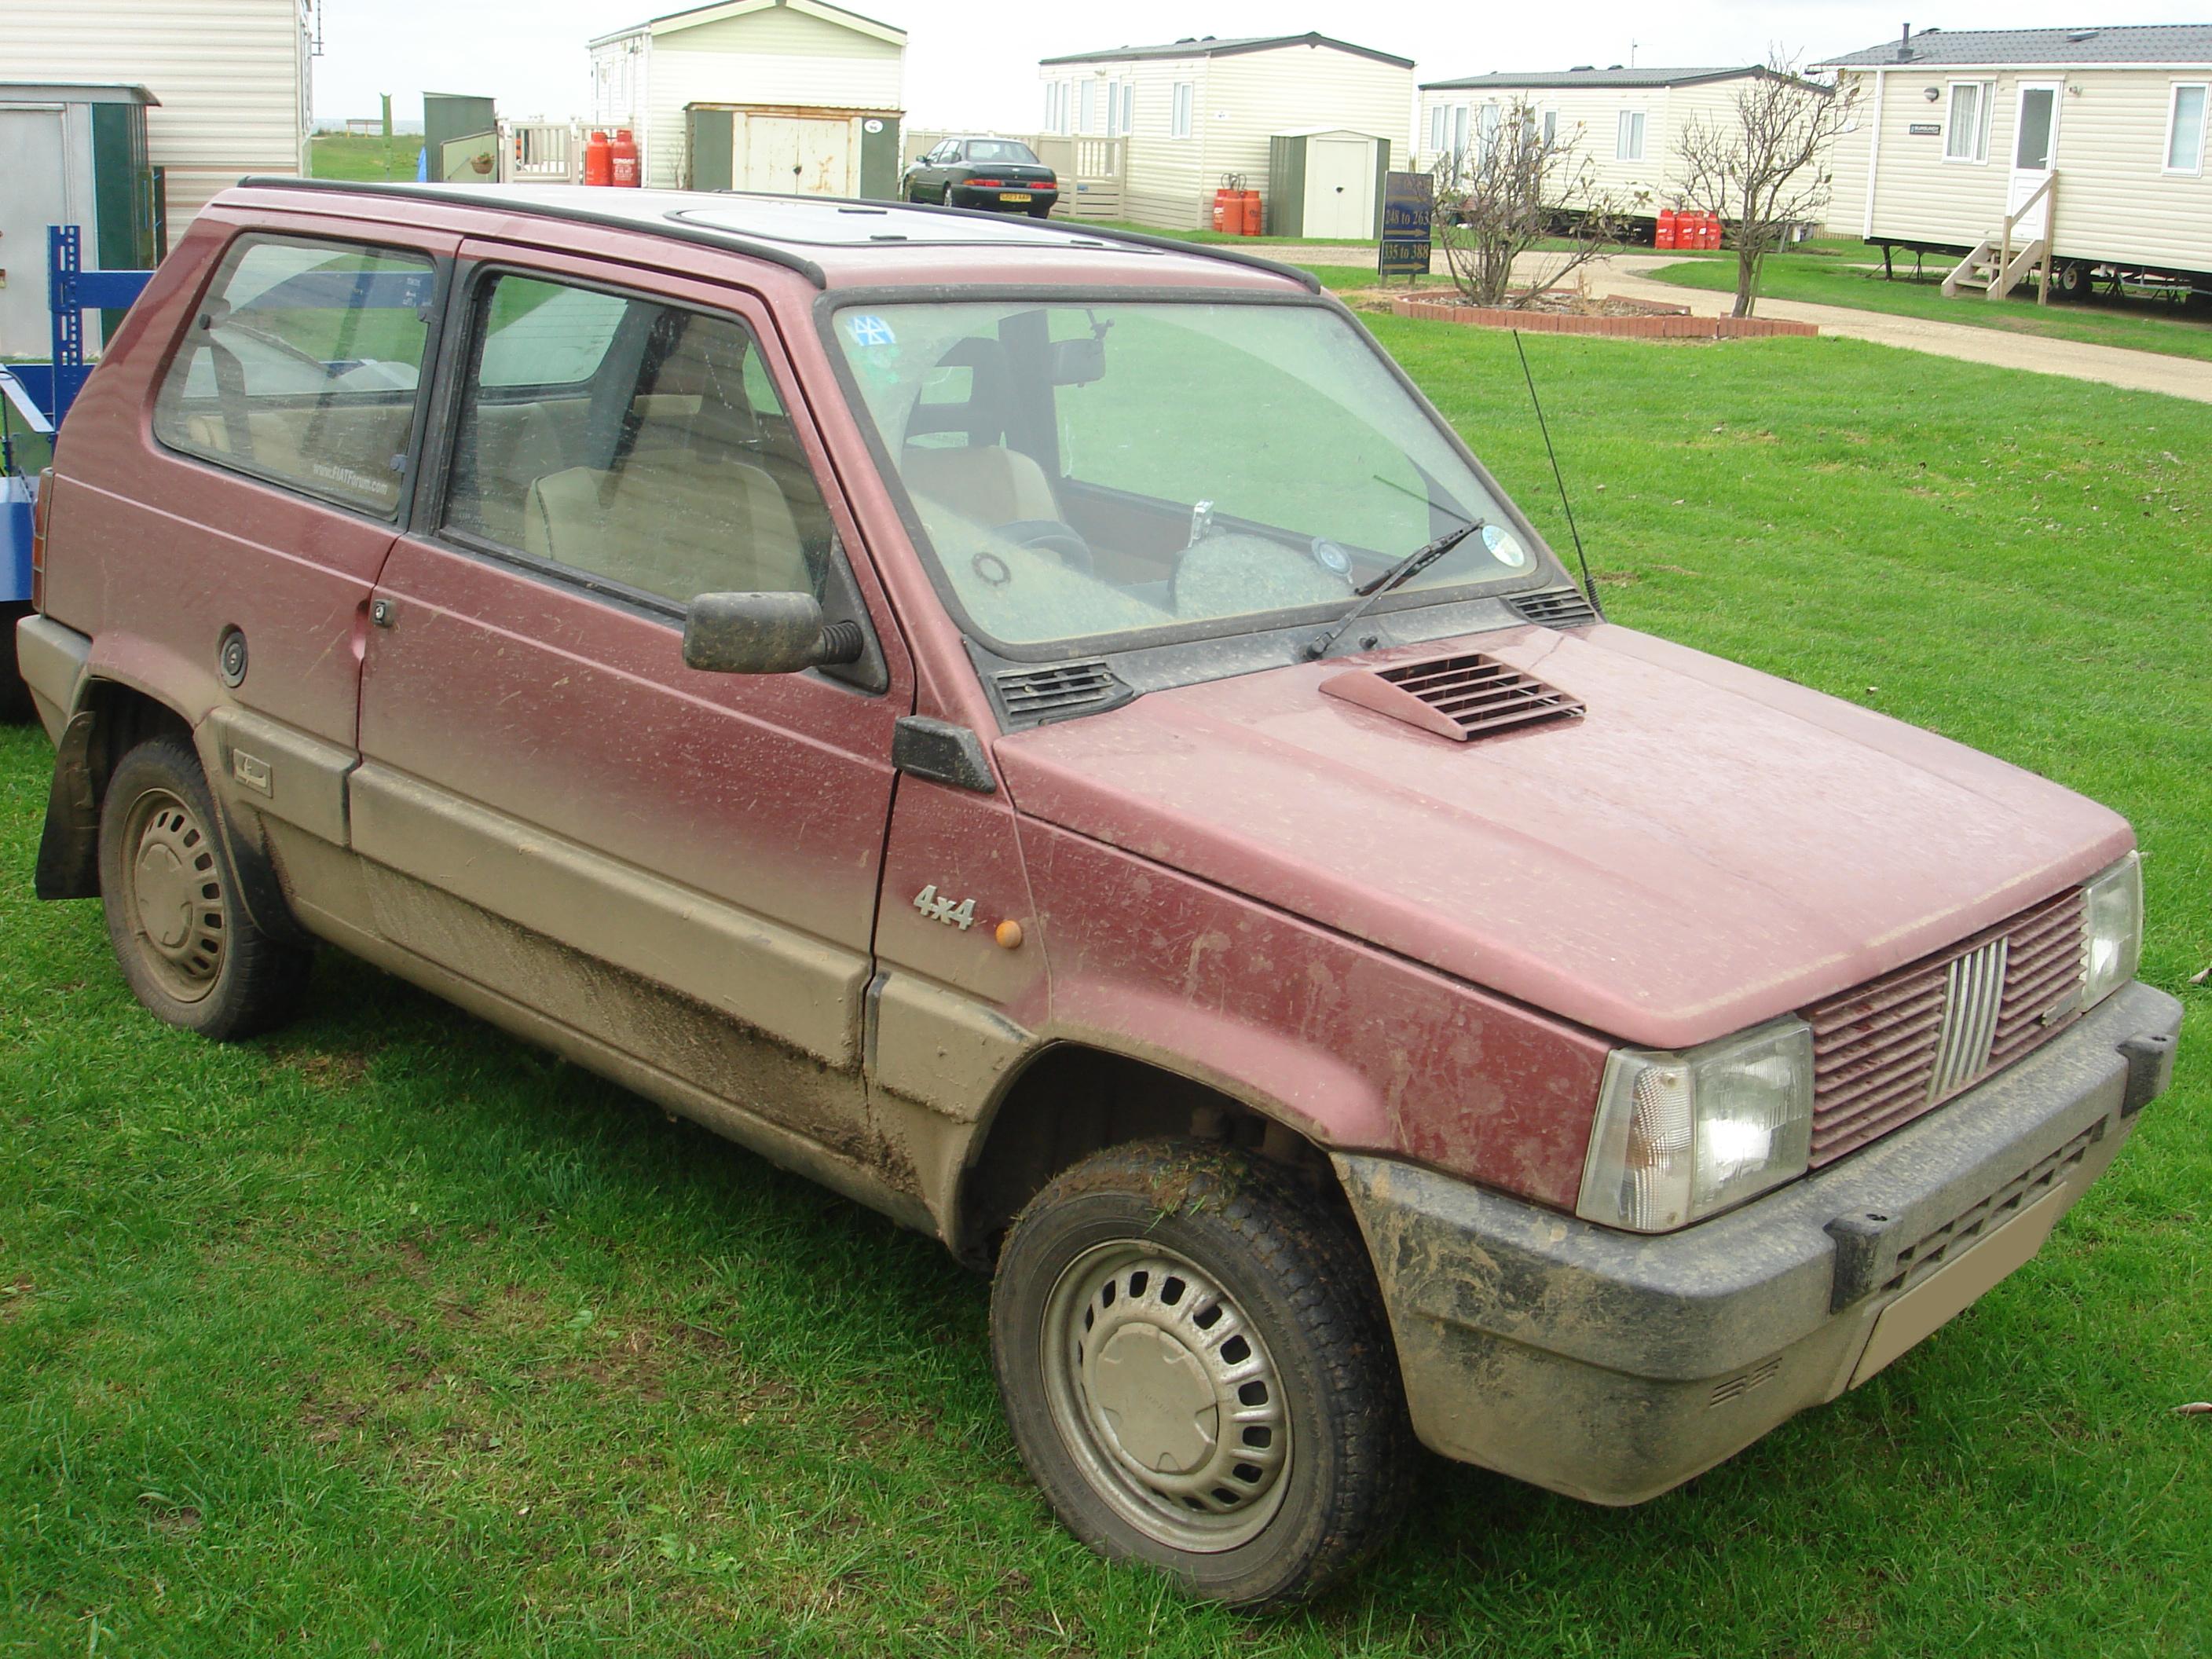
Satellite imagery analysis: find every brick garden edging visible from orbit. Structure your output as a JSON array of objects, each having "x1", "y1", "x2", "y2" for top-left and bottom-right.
[{"x1": 1386, "y1": 297, "x2": 1818, "y2": 339}]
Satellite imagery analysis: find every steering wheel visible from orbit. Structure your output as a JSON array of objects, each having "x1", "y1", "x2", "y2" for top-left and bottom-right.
[{"x1": 996, "y1": 518, "x2": 1096, "y2": 576}]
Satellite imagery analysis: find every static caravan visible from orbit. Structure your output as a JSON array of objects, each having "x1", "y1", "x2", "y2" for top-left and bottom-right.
[
  {"x1": 588, "y1": 0, "x2": 906, "y2": 197},
  {"x1": 1819, "y1": 25, "x2": 2212, "y2": 298},
  {"x1": 1036, "y1": 33, "x2": 1413, "y2": 232},
  {"x1": 5, "y1": 0, "x2": 313, "y2": 242},
  {"x1": 1415, "y1": 66, "x2": 1799, "y2": 229}
]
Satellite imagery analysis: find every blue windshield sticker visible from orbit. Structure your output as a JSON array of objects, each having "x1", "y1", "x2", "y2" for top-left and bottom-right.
[{"x1": 848, "y1": 313, "x2": 897, "y2": 347}]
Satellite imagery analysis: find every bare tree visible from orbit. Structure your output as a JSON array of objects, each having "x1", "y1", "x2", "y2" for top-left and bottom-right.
[
  {"x1": 1432, "y1": 101, "x2": 1645, "y2": 308},
  {"x1": 1675, "y1": 54, "x2": 1862, "y2": 317}
]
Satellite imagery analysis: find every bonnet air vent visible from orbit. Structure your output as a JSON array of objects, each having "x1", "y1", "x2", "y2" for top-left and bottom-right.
[
  {"x1": 1510, "y1": 586, "x2": 1600, "y2": 628},
  {"x1": 1320, "y1": 651, "x2": 1584, "y2": 742},
  {"x1": 994, "y1": 661, "x2": 1132, "y2": 724}
]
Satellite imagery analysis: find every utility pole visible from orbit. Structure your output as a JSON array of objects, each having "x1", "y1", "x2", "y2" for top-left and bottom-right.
[{"x1": 380, "y1": 92, "x2": 393, "y2": 179}]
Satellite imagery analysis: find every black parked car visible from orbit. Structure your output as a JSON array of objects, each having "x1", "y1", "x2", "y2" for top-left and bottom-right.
[{"x1": 903, "y1": 137, "x2": 1060, "y2": 217}]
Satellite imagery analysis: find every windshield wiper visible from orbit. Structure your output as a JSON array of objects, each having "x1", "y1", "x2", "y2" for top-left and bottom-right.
[{"x1": 1304, "y1": 519, "x2": 1483, "y2": 661}]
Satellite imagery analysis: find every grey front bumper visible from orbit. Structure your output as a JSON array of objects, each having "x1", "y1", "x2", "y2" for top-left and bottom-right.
[{"x1": 1336, "y1": 980, "x2": 2182, "y2": 1505}]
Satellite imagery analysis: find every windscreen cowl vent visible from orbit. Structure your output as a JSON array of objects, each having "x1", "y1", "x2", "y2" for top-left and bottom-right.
[
  {"x1": 994, "y1": 661, "x2": 1133, "y2": 725},
  {"x1": 1509, "y1": 586, "x2": 1600, "y2": 628},
  {"x1": 1321, "y1": 651, "x2": 1584, "y2": 742}
]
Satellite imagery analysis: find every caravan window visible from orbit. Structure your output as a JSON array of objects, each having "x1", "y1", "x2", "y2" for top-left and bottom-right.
[
  {"x1": 1615, "y1": 111, "x2": 1646, "y2": 162},
  {"x1": 1945, "y1": 82, "x2": 1991, "y2": 163},
  {"x1": 2168, "y1": 83, "x2": 2208, "y2": 175}
]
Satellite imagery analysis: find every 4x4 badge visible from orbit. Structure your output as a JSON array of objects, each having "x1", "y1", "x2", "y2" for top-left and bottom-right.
[{"x1": 912, "y1": 884, "x2": 977, "y2": 931}]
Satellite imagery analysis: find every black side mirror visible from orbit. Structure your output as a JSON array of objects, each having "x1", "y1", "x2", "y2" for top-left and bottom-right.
[{"x1": 683, "y1": 592, "x2": 864, "y2": 674}]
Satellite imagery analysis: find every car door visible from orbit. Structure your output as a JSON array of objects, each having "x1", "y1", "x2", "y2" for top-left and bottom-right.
[
  {"x1": 118, "y1": 223, "x2": 452, "y2": 917},
  {"x1": 349, "y1": 244, "x2": 916, "y2": 1196}
]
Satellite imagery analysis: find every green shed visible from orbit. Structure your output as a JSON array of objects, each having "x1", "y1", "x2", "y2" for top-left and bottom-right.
[{"x1": 1266, "y1": 129, "x2": 1389, "y2": 240}]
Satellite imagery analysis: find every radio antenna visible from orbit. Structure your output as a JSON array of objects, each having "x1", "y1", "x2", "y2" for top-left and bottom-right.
[{"x1": 1511, "y1": 331, "x2": 1602, "y2": 617}]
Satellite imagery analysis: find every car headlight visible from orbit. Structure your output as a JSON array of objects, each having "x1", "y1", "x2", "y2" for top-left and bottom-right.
[
  {"x1": 1577, "y1": 1017, "x2": 1815, "y2": 1233},
  {"x1": 2080, "y1": 851, "x2": 2143, "y2": 1012}
]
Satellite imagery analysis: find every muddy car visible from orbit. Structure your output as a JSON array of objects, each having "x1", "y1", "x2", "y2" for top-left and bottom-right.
[{"x1": 17, "y1": 181, "x2": 2180, "y2": 1606}]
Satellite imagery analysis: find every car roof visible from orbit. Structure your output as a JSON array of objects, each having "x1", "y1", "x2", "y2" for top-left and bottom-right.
[{"x1": 226, "y1": 180, "x2": 1317, "y2": 297}]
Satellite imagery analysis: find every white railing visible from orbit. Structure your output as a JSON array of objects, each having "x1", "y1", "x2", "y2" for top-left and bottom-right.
[{"x1": 500, "y1": 120, "x2": 584, "y2": 185}]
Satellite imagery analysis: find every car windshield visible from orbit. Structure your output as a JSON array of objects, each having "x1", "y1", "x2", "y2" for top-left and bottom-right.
[
  {"x1": 965, "y1": 140, "x2": 1041, "y2": 164},
  {"x1": 833, "y1": 301, "x2": 1536, "y2": 651}
]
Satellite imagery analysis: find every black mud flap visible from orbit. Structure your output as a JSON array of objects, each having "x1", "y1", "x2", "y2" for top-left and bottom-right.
[{"x1": 33, "y1": 709, "x2": 101, "y2": 900}]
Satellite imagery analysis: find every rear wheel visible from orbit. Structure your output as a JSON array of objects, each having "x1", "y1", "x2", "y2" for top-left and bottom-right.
[
  {"x1": 0, "y1": 602, "x2": 32, "y2": 723},
  {"x1": 97, "y1": 734, "x2": 310, "y2": 1040},
  {"x1": 990, "y1": 1139, "x2": 1412, "y2": 1606},
  {"x1": 1027, "y1": 203, "x2": 1053, "y2": 219}
]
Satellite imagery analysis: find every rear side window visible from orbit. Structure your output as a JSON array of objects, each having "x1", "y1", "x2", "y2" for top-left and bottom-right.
[
  {"x1": 441, "y1": 272, "x2": 833, "y2": 608},
  {"x1": 152, "y1": 236, "x2": 435, "y2": 518}
]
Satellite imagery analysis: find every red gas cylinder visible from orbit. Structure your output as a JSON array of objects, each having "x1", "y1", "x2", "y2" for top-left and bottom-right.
[
  {"x1": 583, "y1": 130, "x2": 613, "y2": 187},
  {"x1": 1212, "y1": 188, "x2": 1235, "y2": 233},
  {"x1": 1240, "y1": 189, "x2": 1262, "y2": 236},
  {"x1": 610, "y1": 128, "x2": 640, "y2": 187},
  {"x1": 1705, "y1": 212, "x2": 1722, "y2": 250},
  {"x1": 1655, "y1": 208, "x2": 1677, "y2": 250}
]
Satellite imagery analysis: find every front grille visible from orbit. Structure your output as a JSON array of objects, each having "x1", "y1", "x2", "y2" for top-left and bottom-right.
[{"x1": 1802, "y1": 888, "x2": 2086, "y2": 1167}]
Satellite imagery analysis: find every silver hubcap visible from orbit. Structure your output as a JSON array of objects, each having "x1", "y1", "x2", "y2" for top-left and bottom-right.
[
  {"x1": 123, "y1": 789, "x2": 225, "y2": 1002},
  {"x1": 1041, "y1": 1242, "x2": 1291, "y2": 1553}
]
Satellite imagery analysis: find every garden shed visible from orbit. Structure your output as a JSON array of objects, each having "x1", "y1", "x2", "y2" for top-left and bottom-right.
[
  {"x1": 588, "y1": 0, "x2": 906, "y2": 195},
  {"x1": 1036, "y1": 33, "x2": 1413, "y2": 231},
  {"x1": 1265, "y1": 129, "x2": 1390, "y2": 238},
  {"x1": 0, "y1": 82, "x2": 163, "y2": 356},
  {"x1": 1817, "y1": 24, "x2": 2212, "y2": 298}
]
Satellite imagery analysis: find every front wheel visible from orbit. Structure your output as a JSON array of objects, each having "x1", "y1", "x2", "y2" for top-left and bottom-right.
[
  {"x1": 990, "y1": 1139, "x2": 1412, "y2": 1606},
  {"x1": 97, "y1": 734, "x2": 311, "y2": 1039}
]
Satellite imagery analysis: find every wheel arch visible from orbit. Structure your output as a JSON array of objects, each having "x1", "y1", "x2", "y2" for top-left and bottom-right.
[{"x1": 949, "y1": 1036, "x2": 1359, "y2": 1269}]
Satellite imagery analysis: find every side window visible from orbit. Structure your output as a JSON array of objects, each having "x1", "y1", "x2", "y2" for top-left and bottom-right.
[
  {"x1": 442, "y1": 272, "x2": 831, "y2": 608},
  {"x1": 152, "y1": 236, "x2": 435, "y2": 518}
]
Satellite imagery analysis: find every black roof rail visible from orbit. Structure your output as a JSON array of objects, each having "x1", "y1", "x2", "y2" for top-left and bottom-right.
[
  {"x1": 236, "y1": 177, "x2": 1322, "y2": 295},
  {"x1": 234, "y1": 176, "x2": 831, "y2": 288},
  {"x1": 835, "y1": 191, "x2": 1322, "y2": 293}
]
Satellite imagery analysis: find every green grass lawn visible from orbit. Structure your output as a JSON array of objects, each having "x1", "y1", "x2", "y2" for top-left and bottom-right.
[
  {"x1": 4, "y1": 300, "x2": 2210, "y2": 1654},
  {"x1": 309, "y1": 132, "x2": 423, "y2": 185},
  {"x1": 1649, "y1": 251, "x2": 2212, "y2": 364}
]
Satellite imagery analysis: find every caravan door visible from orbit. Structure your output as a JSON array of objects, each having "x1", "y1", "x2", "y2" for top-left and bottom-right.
[{"x1": 2008, "y1": 82, "x2": 2061, "y2": 240}]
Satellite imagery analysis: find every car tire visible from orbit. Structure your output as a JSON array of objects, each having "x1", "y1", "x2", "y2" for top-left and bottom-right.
[
  {"x1": 1027, "y1": 203, "x2": 1053, "y2": 219},
  {"x1": 990, "y1": 1138, "x2": 1413, "y2": 1607},
  {"x1": 0, "y1": 602, "x2": 33, "y2": 723},
  {"x1": 98, "y1": 733, "x2": 311, "y2": 1041}
]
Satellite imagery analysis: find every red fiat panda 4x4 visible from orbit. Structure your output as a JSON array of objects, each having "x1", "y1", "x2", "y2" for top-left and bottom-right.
[{"x1": 17, "y1": 181, "x2": 2181, "y2": 1606}]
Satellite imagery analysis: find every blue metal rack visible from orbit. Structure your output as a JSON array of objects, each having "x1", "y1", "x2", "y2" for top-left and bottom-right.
[{"x1": 2, "y1": 225, "x2": 156, "y2": 603}]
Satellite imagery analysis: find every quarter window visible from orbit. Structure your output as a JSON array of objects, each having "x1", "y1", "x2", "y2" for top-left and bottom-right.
[
  {"x1": 1616, "y1": 110, "x2": 1646, "y2": 161},
  {"x1": 443, "y1": 273, "x2": 830, "y2": 608},
  {"x1": 1945, "y1": 81, "x2": 1991, "y2": 162},
  {"x1": 152, "y1": 236, "x2": 435, "y2": 518},
  {"x1": 2168, "y1": 82, "x2": 2207, "y2": 174}
]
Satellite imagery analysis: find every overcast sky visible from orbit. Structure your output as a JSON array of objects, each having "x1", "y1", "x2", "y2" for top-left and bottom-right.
[{"x1": 313, "y1": 2, "x2": 2178, "y2": 127}]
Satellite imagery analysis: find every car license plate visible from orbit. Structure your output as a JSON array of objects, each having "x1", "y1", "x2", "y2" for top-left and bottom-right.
[{"x1": 1001, "y1": 192, "x2": 1031, "y2": 203}]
